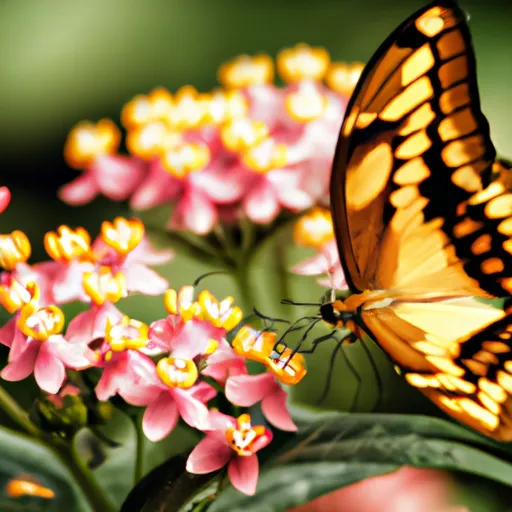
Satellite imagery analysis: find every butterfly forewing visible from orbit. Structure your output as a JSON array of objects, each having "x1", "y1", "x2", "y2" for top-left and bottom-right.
[{"x1": 330, "y1": 0, "x2": 496, "y2": 294}]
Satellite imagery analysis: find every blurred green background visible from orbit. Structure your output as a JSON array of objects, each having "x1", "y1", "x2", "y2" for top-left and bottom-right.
[{"x1": 0, "y1": 0, "x2": 512, "y2": 510}]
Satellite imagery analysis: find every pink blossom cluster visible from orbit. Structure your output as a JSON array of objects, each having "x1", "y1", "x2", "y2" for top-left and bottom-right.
[
  {"x1": 59, "y1": 46, "x2": 364, "y2": 235},
  {"x1": 0, "y1": 206, "x2": 302, "y2": 495}
]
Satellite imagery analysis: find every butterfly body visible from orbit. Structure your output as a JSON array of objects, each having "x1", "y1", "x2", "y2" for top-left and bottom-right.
[{"x1": 325, "y1": 0, "x2": 512, "y2": 439}]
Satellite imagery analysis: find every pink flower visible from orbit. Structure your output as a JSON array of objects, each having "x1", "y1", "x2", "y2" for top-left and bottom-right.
[
  {"x1": 66, "y1": 302, "x2": 123, "y2": 344},
  {"x1": 45, "y1": 218, "x2": 171, "y2": 305},
  {"x1": 186, "y1": 411, "x2": 272, "y2": 495},
  {"x1": 292, "y1": 239, "x2": 347, "y2": 291},
  {"x1": 0, "y1": 186, "x2": 11, "y2": 214},
  {"x1": 59, "y1": 120, "x2": 146, "y2": 205},
  {"x1": 226, "y1": 372, "x2": 297, "y2": 432},
  {"x1": 0, "y1": 299, "x2": 92, "y2": 393},
  {"x1": 289, "y1": 467, "x2": 467, "y2": 512}
]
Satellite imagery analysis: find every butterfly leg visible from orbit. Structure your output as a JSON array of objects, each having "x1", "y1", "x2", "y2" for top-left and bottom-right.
[
  {"x1": 319, "y1": 332, "x2": 361, "y2": 411},
  {"x1": 358, "y1": 337, "x2": 383, "y2": 412}
]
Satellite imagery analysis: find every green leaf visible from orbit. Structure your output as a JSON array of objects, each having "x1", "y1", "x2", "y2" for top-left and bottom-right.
[
  {"x1": 74, "y1": 408, "x2": 200, "y2": 509},
  {"x1": 208, "y1": 411, "x2": 512, "y2": 511},
  {"x1": 0, "y1": 426, "x2": 89, "y2": 512}
]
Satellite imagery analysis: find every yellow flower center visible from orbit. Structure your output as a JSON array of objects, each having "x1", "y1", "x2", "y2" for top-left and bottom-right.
[
  {"x1": 126, "y1": 122, "x2": 181, "y2": 160},
  {"x1": 0, "y1": 277, "x2": 33, "y2": 314},
  {"x1": 156, "y1": 356, "x2": 198, "y2": 389},
  {"x1": 161, "y1": 143, "x2": 210, "y2": 178},
  {"x1": 325, "y1": 62, "x2": 365, "y2": 96},
  {"x1": 44, "y1": 225, "x2": 91, "y2": 263},
  {"x1": 221, "y1": 119, "x2": 269, "y2": 153},
  {"x1": 242, "y1": 138, "x2": 288, "y2": 174},
  {"x1": 105, "y1": 315, "x2": 149, "y2": 353},
  {"x1": 164, "y1": 286, "x2": 202, "y2": 321},
  {"x1": 218, "y1": 54, "x2": 274, "y2": 89},
  {"x1": 196, "y1": 290, "x2": 242, "y2": 331},
  {"x1": 100, "y1": 217, "x2": 144, "y2": 256},
  {"x1": 225, "y1": 414, "x2": 267, "y2": 456},
  {"x1": 64, "y1": 119, "x2": 120, "y2": 169},
  {"x1": 206, "y1": 89, "x2": 248, "y2": 124},
  {"x1": 277, "y1": 44, "x2": 330, "y2": 83},
  {"x1": 17, "y1": 300, "x2": 65, "y2": 342},
  {"x1": 293, "y1": 207, "x2": 334, "y2": 248},
  {"x1": 0, "y1": 230, "x2": 31, "y2": 271},
  {"x1": 83, "y1": 267, "x2": 127, "y2": 306},
  {"x1": 285, "y1": 82, "x2": 328, "y2": 123},
  {"x1": 232, "y1": 326, "x2": 307, "y2": 385},
  {"x1": 169, "y1": 86, "x2": 208, "y2": 131}
]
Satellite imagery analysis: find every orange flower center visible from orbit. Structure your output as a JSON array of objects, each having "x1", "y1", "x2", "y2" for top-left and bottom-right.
[
  {"x1": 44, "y1": 225, "x2": 91, "y2": 263},
  {"x1": 17, "y1": 302, "x2": 64, "y2": 342},
  {"x1": 0, "y1": 230, "x2": 31, "y2": 271},
  {"x1": 0, "y1": 277, "x2": 34, "y2": 314},
  {"x1": 225, "y1": 414, "x2": 267, "y2": 456},
  {"x1": 64, "y1": 119, "x2": 120, "y2": 169},
  {"x1": 105, "y1": 316, "x2": 149, "y2": 355},
  {"x1": 232, "y1": 326, "x2": 307, "y2": 385},
  {"x1": 156, "y1": 356, "x2": 198, "y2": 389},
  {"x1": 100, "y1": 217, "x2": 144, "y2": 256},
  {"x1": 83, "y1": 267, "x2": 127, "y2": 306},
  {"x1": 293, "y1": 207, "x2": 334, "y2": 248},
  {"x1": 277, "y1": 44, "x2": 330, "y2": 83},
  {"x1": 218, "y1": 54, "x2": 274, "y2": 89},
  {"x1": 242, "y1": 138, "x2": 288, "y2": 174}
]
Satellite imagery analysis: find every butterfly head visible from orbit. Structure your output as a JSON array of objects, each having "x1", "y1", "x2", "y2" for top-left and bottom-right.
[{"x1": 319, "y1": 290, "x2": 355, "y2": 328}]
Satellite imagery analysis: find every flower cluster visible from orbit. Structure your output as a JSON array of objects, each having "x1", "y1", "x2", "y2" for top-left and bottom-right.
[
  {"x1": 59, "y1": 45, "x2": 363, "y2": 234},
  {"x1": 0, "y1": 197, "x2": 307, "y2": 494}
]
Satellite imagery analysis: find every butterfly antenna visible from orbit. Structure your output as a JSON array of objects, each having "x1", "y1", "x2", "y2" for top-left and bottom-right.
[
  {"x1": 359, "y1": 337, "x2": 383, "y2": 412},
  {"x1": 193, "y1": 270, "x2": 229, "y2": 287},
  {"x1": 283, "y1": 318, "x2": 323, "y2": 367},
  {"x1": 281, "y1": 298, "x2": 322, "y2": 307},
  {"x1": 252, "y1": 308, "x2": 291, "y2": 331}
]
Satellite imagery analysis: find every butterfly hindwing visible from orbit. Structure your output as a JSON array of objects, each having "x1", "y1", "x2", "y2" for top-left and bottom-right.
[{"x1": 330, "y1": 0, "x2": 496, "y2": 293}]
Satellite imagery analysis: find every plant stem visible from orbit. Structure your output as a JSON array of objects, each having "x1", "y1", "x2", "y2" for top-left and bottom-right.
[
  {"x1": 0, "y1": 385, "x2": 40, "y2": 436},
  {"x1": 133, "y1": 414, "x2": 145, "y2": 485},
  {"x1": 0, "y1": 385, "x2": 114, "y2": 512},
  {"x1": 53, "y1": 443, "x2": 117, "y2": 512},
  {"x1": 233, "y1": 256, "x2": 257, "y2": 314}
]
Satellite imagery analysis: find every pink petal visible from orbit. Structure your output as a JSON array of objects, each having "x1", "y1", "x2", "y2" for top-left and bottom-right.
[
  {"x1": 47, "y1": 335, "x2": 92, "y2": 369},
  {"x1": 95, "y1": 363, "x2": 121, "y2": 402},
  {"x1": 66, "y1": 303, "x2": 123, "y2": 344},
  {"x1": 172, "y1": 388, "x2": 210, "y2": 430},
  {"x1": 126, "y1": 235, "x2": 174, "y2": 266},
  {"x1": 130, "y1": 159, "x2": 182, "y2": 210},
  {"x1": 190, "y1": 381, "x2": 217, "y2": 403},
  {"x1": 1, "y1": 339, "x2": 39, "y2": 381},
  {"x1": 186, "y1": 435, "x2": 232, "y2": 474},
  {"x1": 243, "y1": 179, "x2": 280, "y2": 224},
  {"x1": 225, "y1": 373, "x2": 277, "y2": 407},
  {"x1": 262, "y1": 388, "x2": 297, "y2": 432},
  {"x1": 34, "y1": 343, "x2": 66, "y2": 393},
  {"x1": 52, "y1": 260, "x2": 93, "y2": 304},
  {"x1": 58, "y1": 173, "x2": 99, "y2": 205},
  {"x1": 142, "y1": 391, "x2": 179, "y2": 442},
  {"x1": 9, "y1": 329, "x2": 32, "y2": 361},
  {"x1": 0, "y1": 318, "x2": 16, "y2": 347},
  {"x1": 291, "y1": 253, "x2": 330, "y2": 276},
  {"x1": 268, "y1": 169, "x2": 313, "y2": 211},
  {"x1": 0, "y1": 186, "x2": 11, "y2": 213},
  {"x1": 124, "y1": 263, "x2": 168, "y2": 295},
  {"x1": 228, "y1": 454, "x2": 259, "y2": 496},
  {"x1": 169, "y1": 189, "x2": 218, "y2": 235},
  {"x1": 171, "y1": 319, "x2": 216, "y2": 360},
  {"x1": 91, "y1": 155, "x2": 145, "y2": 200},
  {"x1": 191, "y1": 165, "x2": 245, "y2": 203}
]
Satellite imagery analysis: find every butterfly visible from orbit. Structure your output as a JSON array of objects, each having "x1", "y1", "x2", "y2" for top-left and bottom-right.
[{"x1": 311, "y1": 0, "x2": 512, "y2": 440}]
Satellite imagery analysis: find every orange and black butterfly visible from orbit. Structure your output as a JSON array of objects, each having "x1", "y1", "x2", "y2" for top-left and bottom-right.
[{"x1": 292, "y1": 0, "x2": 512, "y2": 440}]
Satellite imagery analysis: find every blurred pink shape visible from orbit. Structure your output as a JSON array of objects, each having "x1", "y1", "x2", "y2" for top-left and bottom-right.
[{"x1": 288, "y1": 467, "x2": 467, "y2": 512}]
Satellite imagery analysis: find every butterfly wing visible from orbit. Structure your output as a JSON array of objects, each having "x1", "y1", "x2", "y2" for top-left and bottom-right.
[
  {"x1": 330, "y1": 0, "x2": 497, "y2": 294},
  {"x1": 328, "y1": 0, "x2": 512, "y2": 439}
]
